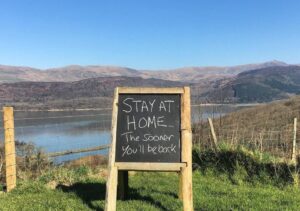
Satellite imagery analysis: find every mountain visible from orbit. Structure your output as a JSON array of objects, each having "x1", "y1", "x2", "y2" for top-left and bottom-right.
[
  {"x1": 0, "y1": 76, "x2": 185, "y2": 110},
  {"x1": 1, "y1": 60, "x2": 299, "y2": 108},
  {"x1": 142, "y1": 60, "x2": 288, "y2": 83},
  {"x1": 0, "y1": 65, "x2": 143, "y2": 83},
  {"x1": 45, "y1": 65, "x2": 143, "y2": 81},
  {"x1": 0, "y1": 65, "x2": 47, "y2": 83},
  {"x1": 203, "y1": 65, "x2": 300, "y2": 103},
  {"x1": 0, "y1": 60, "x2": 289, "y2": 84}
]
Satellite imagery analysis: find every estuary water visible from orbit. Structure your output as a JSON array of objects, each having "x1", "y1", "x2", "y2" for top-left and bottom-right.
[{"x1": 0, "y1": 105, "x2": 251, "y2": 163}]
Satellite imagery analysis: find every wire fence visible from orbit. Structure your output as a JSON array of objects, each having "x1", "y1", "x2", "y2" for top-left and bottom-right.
[
  {"x1": 14, "y1": 111, "x2": 111, "y2": 159},
  {"x1": 0, "y1": 110, "x2": 113, "y2": 187},
  {"x1": 193, "y1": 107, "x2": 299, "y2": 162}
]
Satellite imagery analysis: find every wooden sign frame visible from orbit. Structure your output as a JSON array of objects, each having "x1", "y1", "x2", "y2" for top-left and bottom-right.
[{"x1": 105, "y1": 87, "x2": 193, "y2": 211}]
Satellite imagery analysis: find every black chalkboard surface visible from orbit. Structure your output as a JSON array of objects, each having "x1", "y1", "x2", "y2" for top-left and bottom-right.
[{"x1": 115, "y1": 94, "x2": 181, "y2": 163}]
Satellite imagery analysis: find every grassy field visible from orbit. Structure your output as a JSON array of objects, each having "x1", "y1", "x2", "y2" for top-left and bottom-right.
[{"x1": 0, "y1": 167, "x2": 300, "y2": 211}]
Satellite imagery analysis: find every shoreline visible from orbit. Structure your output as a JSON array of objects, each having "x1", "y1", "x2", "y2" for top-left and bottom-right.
[
  {"x1": 3, "y1": 108, "x2": 113, "y2": 112},
  {"x1": 0, "y1": 103, "x2": 261, "y2": 112},
  {"x1": 191, "y1": 103, "x2": 262, "y2": 107}
]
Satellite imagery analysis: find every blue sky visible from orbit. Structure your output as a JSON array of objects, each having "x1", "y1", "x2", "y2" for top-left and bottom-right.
[{"x1": 0, "y1": 0, "x2": 299, "y2": 69}]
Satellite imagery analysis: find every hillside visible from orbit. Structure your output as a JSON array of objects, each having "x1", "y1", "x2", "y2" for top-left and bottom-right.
[
  {"x1": 0, "y1": 76, "x2": 185, "y2": 110},
  {"x1": 203, "y1": 65, "x2": 300, "y2": 103},
  {"x1": 0, "y1": 60, "x2": 288, "y2": 84},
  {"x1": 193, "y1": 95, "x2": 300, "y2": 160},
  {"x1": 216, "y1": 95, "x2": 300, "y2": 130},
  {"x1": 200, "y1": 94, "x2": 300, "y2": 136}
]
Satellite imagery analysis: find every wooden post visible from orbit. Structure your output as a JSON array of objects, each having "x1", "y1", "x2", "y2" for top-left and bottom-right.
[
  {"x1": 208, "y1": 118, "x2": 218, "y2": 150},
  {"x1": 105, "y1": 88, "x2": 119, "y2": 211},
  {"x1": 180, "y1": 87, "x2": 194, "y2": 211},
  {"x1": 291, "y1": 118, "x2": 297, "y2": 164},
  {"x1": 259, "y1": 132, "x2": 263, "y2": 161},
  {"x1": 3, "y1": 107, "x2": 17, "y2": 192}
]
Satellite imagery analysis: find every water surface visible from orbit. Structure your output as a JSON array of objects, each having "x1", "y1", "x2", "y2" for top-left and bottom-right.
[{"x1": 0, "y1": 105, "x2": 251, "y2": 163}]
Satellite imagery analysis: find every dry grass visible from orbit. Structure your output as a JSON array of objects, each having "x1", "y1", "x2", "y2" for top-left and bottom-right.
[
  {"x1": 64, "y1": 155, "x2": 107, "y2": 169},
  {"x1": 193, "y1": 96, "x2": 300, "y2": 160}
]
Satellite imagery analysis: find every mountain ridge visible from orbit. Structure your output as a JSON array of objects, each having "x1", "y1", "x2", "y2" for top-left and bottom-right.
[
  {"x1": 0, "y1": 60, "x2": 292, "y2": 84},
  {"x1": 1, "y1": 65, "x2": 300, "y2": 109}
]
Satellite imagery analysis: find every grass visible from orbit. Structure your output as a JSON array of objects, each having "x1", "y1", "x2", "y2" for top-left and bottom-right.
[
  {"x1": 1, "y1": 147, "x2": 300, "y2": 210},
  {"x1": 0, "y1": 168, "x2": 300, "y2": 210},
  {"x1": 192, "y1": 146, "x2": 300, "y2": 187}
]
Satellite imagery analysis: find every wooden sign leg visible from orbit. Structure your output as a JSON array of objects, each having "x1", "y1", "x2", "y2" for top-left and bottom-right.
[
  {"x1": 178, "y1": 172, "x2": 183, "y2": 200},
  {"x1": 180, "y1": 87, "x2": 194, "y2": 211},
  {"x1": 105, "y1": 166, "x2": 118, "y2": 211},
  {"x1": 118, "y1": 170, "x2": 129, "y2": 200},
  {"x1": 105, "y1": 88, "x2": 119, "y2": 211},
  {"x1": 180, "y1": 131, "x2": 193, "y2": 211}
]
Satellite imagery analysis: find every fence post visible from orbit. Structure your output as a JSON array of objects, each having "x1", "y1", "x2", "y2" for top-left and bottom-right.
[
  {"x1": 291, "y1": 118, "x2": 297, "y2": 164},
  {"x1": 259, "y1": 132, "x2": 264, "y2": 161},
  {"x1": 3, "y1": 107, "x2": 17, "y2": 192},
  {"x1": 208, "y1": 118, "x2": 218, "y2": 150}
]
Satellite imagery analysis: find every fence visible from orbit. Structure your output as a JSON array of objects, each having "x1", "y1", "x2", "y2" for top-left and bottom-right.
[
  {"x1": 1, "y1": 105, "x2": 299, "y2": 192},
  {"x1": 0, "y1": 107, "x2": 112, "y2": 192},
  {"x1": 193, "y1": 108, "x2": 299, "y2": 163}
]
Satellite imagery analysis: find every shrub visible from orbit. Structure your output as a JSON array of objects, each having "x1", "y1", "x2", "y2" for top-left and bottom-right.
[
  {"x1": 192, "y1": 146, "x2": 299, "y2": 187},
  {"x1": 39, "y1": 165, "x2": 92, "y2": 185},
  {"x1": 16, "y1": 141, "x2": 53, "y2": 179}
]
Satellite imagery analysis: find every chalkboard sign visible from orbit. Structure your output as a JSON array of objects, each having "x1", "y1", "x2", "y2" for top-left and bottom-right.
[
  {"x1": 116, "y1": 94, "x2": 181, "y2": 163},
  {"x1": 105, "y1": 87, "x2": 193, "y2": 211}
]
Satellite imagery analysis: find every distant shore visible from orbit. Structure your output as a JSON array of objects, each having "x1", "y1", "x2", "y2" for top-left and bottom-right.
[
  {"x1": 12, "y1": 108, "x2": 113, "y2": 112},
  {"x1": 191, "y1": 103, "x2": 262, "y2": 107},
  {"x1": 0, "y1": 103, "x2": 261, "y2": 112}
]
